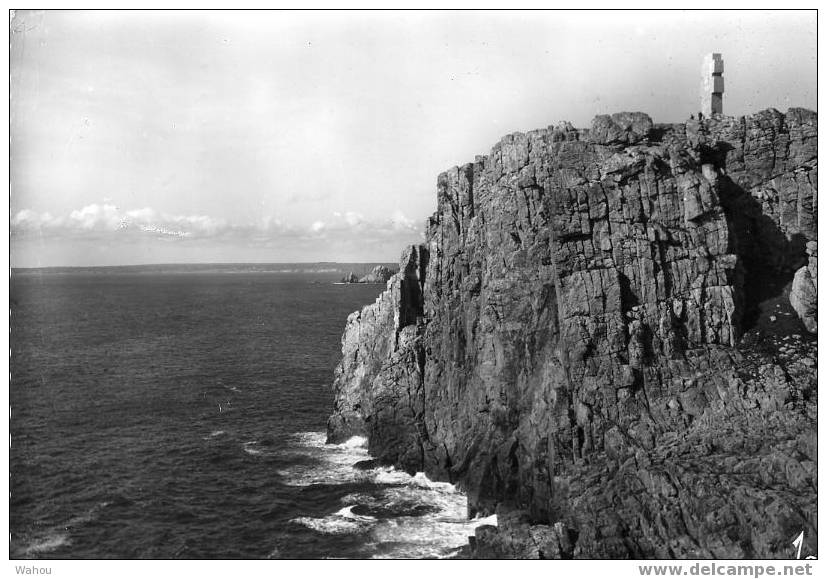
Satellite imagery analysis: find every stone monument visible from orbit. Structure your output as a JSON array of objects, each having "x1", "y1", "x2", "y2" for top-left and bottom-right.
[{"x1": 701, "y1": 53, "x2": 724, "y2": 117}]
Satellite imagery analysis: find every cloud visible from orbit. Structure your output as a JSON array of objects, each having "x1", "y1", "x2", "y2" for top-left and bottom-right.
[
  {"x1": 12, "y1": 204, "x2": 225, "y2": 239},
  {"x1": 389, "y1": 210, "x2": 417, "y2": 231},
  {"x1": 11, "y1": 203, "x2": 428, "y2": 266},
  {"x1": 326, "y1": 209, "x2": 421, "y2": 235},
  {"x1": 11, "y1": 209, "x2": 64, "y2": 230},
  {"x1": 68, "y1": 203, "x2": 122, "y2": 230},
  {"x1": 332, "y1": 211, "x2": 364, "y2": 227},
  {"x1": 10, "y1": 204, "x2": 425, "y2": 248}
]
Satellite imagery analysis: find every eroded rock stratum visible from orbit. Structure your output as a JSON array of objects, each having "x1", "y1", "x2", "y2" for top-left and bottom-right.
[{"x1": 327, "y1": 109, "x2": 817, "y2": 558}]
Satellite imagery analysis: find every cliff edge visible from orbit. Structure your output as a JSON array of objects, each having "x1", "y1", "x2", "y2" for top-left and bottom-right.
[{"x1": 327, "y1": 109, "x2": 817, "y2": 558}]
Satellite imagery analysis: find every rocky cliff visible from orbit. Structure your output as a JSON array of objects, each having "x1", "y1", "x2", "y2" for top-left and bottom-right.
[
  {"x1": 339, "y1": 265, "x2": 396, "y2": 284},
  {"x1": 358, "y1": 265, "x2": 395, "y2": 284},
  {"x1": 327, "y1": 109, "x2": 817, "y2": 558}
]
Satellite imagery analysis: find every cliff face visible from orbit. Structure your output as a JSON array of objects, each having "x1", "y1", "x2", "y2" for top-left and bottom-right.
[
  {"x1": 359, "y1": 265, "x2": 396, "y2": 284},
  {"x1": 327, "y1": 109, "x2": 817, "y2": 558}
]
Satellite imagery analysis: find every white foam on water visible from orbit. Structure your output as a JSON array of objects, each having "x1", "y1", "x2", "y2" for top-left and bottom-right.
[
  {"x1": 373, "y1": 467, "x2": 414, "y2": 485},
  {"x1": 369, "y1": 514, "x2": 497, "y2": 559},
  {"x1": 410, "y1": 471, "x2": 457, "y2": 493},
  {"x1": 290, "y1": 506, "x2": 376, "y2": 536},
  {"x1": 333, "y1": 505, "x2": 374, "y2": 520},
  {"x1": 242, "y1": 441, "x2": 264, "y2": 455},
  {"x1": 276, "y1": 433, "x2": 372, "y2": 486},
  {"x1": 357, "y1": 471, "x2": 497, "y2": 558},
  {"x1": 337, "y1": 435, "x2": 368, "y2": 449},
  {"x1": 23, "y1": 532, "x2": 71, "y2": 556},
  {"x1": 279, "y1": 431, "x2": 498, "y2": 558},
  {"x1": 290, "y1": 432, "x2": 327, "y2": 446},
  {"x1": 14, "y1": 500, "x2": 113, "y2": 557},
  {"x1": 290, "y1": 516, "x2": 367, "y2": 535},
  {"x1": 339, "y1": 492, "x2": 374, "y2": 504}
]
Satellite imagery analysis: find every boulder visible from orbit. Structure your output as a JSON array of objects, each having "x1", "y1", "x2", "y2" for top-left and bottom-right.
[{"x1": 790, "y1": 241, "x2": 817, "y2": 332}]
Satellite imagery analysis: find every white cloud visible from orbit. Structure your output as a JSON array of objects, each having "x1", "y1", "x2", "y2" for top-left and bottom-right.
[
  {"x1": 389, "y1": 210, "x2": 418, "y2": 231},
  {"x1": 12, "y1": 204, "x2": 234, "y2": 239},
  {"x1": 125, "y1": 207, "x2": 156, "y2": 222},
  {"x1": 333, "y1": 211, "x2": 364, "y2": 227},
  {"x1": 11, "y1": 204, "x2": 429, "y2": 266},
  {"x1": 12, "y1": 209, "x2": 64, "y2": 230},
  {"x1": 68, "y1": 203, "x2": 122, "y2": 230},
  {"x1": 10, "y1": 204, "x2": 426, "y2": 254},
  {"x1": 323, "y1": 210, "x2": 420, "y2": 234}
]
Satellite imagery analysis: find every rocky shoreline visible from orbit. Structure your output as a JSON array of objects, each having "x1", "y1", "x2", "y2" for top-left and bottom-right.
[{"x1": 326, "y1": 109, "x2": 817, "y2": 558}]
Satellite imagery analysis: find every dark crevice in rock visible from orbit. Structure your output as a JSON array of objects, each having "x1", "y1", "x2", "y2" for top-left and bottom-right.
[{"x1": 717, "y1": 174, "x2": 809, "y2": 333}]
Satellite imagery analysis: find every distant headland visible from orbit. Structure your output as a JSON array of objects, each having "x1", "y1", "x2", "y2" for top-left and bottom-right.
[{"x1": 337, "y1": 265, "x2": 397, "y2": 285}]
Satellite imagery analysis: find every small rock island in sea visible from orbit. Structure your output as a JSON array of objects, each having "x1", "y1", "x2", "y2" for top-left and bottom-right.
[{"x1": 340, "y1": 265, "x2": 396, "y2": 284}]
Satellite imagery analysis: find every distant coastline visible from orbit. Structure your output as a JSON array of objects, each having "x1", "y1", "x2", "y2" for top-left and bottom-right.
[
  {"x1": 10, "y1": 262, "x2": 399, "y2": 276},
  {"x1": 338, "y1": 265, "x2": 396, "y2": 285}
]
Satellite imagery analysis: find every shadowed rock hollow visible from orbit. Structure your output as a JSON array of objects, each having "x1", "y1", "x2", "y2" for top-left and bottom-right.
[{"x1": 327, "y1": 109, "x2": 817, "y2": 559}]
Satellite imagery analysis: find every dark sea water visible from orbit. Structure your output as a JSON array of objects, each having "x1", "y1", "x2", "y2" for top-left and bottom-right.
[{"x1": 10, "y1": 269, "x2": 493, "y2": 559}]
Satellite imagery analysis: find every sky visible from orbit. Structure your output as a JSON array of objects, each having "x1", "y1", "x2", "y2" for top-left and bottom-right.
[{"x1": 9, "y1": 9, "x2": 817, "y2": 267}]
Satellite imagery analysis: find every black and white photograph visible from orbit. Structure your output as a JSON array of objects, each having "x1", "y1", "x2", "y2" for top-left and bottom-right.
[{"x1": 7, "y1": 7, "x2": 819, "y2": 569}]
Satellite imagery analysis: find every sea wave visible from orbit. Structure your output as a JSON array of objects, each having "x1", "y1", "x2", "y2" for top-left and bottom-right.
[
  {"x1": 275, "y1": 433, "x2": 373, "y2": 485},
  {"x1": 242, "y1": 441, "x2": 264, "y2": 456},
  {"x1": 13, "y1": 500, "x2": 113, "y2": 558},
  {"x1": 277, "y1": 431, "x2": 497, "y2": 559},
  {"x1": 290, "y1": 506, "x2": 377, "y2": 535},
  {"x1": 18, "y1": 533, "x2": 71, "y2": 557}
]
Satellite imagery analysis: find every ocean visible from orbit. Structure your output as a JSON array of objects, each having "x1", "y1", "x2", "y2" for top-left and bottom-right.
[{"x1": 9, "y1": 267, "x2": 494, "y2": 559}]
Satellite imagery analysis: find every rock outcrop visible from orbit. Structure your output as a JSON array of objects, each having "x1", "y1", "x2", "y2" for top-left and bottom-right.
[
  {"x1": 359, "y1": 265, "x2": 395, "y2": 284},
  {"x1": 339, "y1": 266, "x2": 396, "y2": 284},
  {"x1": 327, "y1": 109, "x2": 817, "y2": 558},
  {"x1": 791, "y1": 241, "x2": 817, "y2": 333}
]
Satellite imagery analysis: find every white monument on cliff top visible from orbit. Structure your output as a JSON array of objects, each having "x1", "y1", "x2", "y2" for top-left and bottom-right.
[{"x1": 701, "y1": 53, "x2": 724, "y2": 117}]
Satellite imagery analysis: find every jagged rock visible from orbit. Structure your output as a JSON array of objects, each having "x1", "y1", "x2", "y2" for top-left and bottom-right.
[
  {"x1": 790, "y1": 241, "x2": 817, "y2": 332},
  {"x1": 588, "y1": 112, "x2": 654, "y2": 145},
  {"x1": 359, "y1": 265, "x2": 395, "y2": 284},
  {"x1": 339, "y1": 266, "x2": 396, "y2": 284},
  {"x1": 472, "y1": 510, "x2": 576, "y2": 559},
  {"x1": 327, "y1": 246, "x2": 429, "y2": 471},
  {"x1": 328, "y1": 109, "x2": 817, "y2": 558}
]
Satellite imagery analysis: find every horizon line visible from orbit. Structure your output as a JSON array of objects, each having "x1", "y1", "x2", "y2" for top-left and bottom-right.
[{"x1": 10, "y1": 260, "x2": 401, "y2": 271}]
